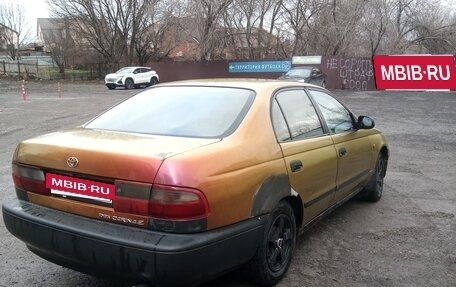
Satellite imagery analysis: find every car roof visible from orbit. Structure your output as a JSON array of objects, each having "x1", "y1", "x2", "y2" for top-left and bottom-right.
[
  {"x1": 157, "y1": 78, "x2": 323, "y2": 92},
  {"x1": 289, "y1": 66, "x2": 315, "y2": 69},
  {"x1": 120, "y1": 66, "x2": 151, "y2": 69}
]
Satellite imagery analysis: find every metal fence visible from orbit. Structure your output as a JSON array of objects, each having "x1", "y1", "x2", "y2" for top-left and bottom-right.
[
  {"x1": 148, "y1": 57, "x2": 376, "y2": 90},
  {"x1": 1, "y1": 56, "x2": 376, "y2": 90},
  {"x1": 0, "y1": 57, "x2": 108, "y2": 81}
]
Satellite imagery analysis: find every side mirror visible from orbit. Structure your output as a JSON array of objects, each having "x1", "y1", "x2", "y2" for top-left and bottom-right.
[{"x1": 357, "y1": 115, "x2": 375, "y2": 129}]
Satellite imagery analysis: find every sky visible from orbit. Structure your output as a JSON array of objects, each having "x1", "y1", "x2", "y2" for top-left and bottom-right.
[
  {"x1": 1, "y1": 0, "x2": 49, "y2": 41},
  {"x1": 2, "y1": 0, "x2": 456, "y2": 42}
]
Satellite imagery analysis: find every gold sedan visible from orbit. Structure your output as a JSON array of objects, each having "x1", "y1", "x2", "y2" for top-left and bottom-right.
[{"x1": 3, "y1": 79, "x2": 388, "y2": 286}]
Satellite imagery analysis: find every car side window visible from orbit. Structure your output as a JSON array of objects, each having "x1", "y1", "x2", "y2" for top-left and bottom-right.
[
  {"x1": 271, "y1": 100, "x2": 291, "y2": 141},
  {"x1": 309, "y1": 90, "x2": 354, "y2": 134},
  {"x1": 272, "y1": 89, "x2": 324, "y2": 142}
]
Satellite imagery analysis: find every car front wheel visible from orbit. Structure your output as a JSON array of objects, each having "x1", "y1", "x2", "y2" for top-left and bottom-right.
[
  {"x1": 243, "y1": 201, "x2": 296, "y2": 286},
  {"x1": 125, "y1": 78, "x2": 134, "y2": 90},
  {"x1": 362, "y1": 154, "x2": 386, "y2": 202}
]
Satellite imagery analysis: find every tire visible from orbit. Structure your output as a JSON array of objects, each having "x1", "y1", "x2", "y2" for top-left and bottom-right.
[
  {"x1": 362, "y1": 154, "x2": 386, "y2": 202},
  {"x1": 150, "y1": 77, "x2": 159, "y2": 86},
  {"x1": 107, "y1": 85, "x2": 115, "y2": 90},
  {"x1": 321, "y1": 81, "x2": 326, "y2": 88},
  {"x1": 125, "y1": 78, "x2": 134, "y2": 90},
  {"x1": 243, "y1": 201, "x2": 296, "y2": 286}
]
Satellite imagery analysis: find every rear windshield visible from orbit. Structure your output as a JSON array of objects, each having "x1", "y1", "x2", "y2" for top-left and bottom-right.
[
  {"x1": 285, "y1": 68, "x2": 311, "y2": 77},
  {"x1": 85, "y1": 86, "x2": 255, "y2": 138}
]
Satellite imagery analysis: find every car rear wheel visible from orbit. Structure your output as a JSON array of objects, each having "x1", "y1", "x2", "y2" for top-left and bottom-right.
[
  {"x1": 150, "y1": 77, "x2": 159, "y2": 86},
  {"x1": 243, "y1": 201, "x2": 296, "y2": 286},
  {"x1": 362, "y1": 154, "x2": 386, "y2": 202},
  {"x1": 125, "y1": 78, "x2": 134, "y2": 90}
]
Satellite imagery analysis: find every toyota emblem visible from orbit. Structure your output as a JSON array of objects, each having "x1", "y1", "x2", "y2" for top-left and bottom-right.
[{"x1": 67, "y1": 157, "x2": 79, "y2": 168}]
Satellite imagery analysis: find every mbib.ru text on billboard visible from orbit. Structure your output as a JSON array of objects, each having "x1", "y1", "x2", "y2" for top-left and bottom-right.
[{"x1": 372, "y1": 55, "x2": 456, "y2": 90}]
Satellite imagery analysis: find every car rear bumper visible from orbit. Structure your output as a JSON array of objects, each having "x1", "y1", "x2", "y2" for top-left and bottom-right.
[{"x1": 2, "y1": 199, "x2": 266, "y2": 286}]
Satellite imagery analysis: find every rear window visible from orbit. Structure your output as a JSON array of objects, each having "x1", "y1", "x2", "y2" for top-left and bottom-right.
[
  {"x1": 85, "y1": 86, "x2": 255, "y2": 138},
  {"x1": 285, "y1": 68, "x2": 311, "y2": 77}
]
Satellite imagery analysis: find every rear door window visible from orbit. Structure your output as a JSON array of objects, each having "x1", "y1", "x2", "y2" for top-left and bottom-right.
[{"x1": 272, "y1": 89, "x2": 324, "y2": 141}]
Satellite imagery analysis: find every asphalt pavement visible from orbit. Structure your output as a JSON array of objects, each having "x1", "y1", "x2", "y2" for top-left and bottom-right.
[{"x1": 0, "y1": 78, "x2": 455, "y2": 287}]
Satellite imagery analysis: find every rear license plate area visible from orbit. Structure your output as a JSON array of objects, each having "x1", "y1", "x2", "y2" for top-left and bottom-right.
[{"x1": 46, "y1": 173, "x2": 115, "y2": 205}]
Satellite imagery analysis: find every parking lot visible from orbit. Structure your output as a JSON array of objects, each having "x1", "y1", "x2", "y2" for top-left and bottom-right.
[{"x1": 0, "y1": 78, "x2": 455, "y2": 287}]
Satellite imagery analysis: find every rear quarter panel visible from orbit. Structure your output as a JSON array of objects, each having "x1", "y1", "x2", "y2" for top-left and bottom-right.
[{"x1": 154, "y1": 87, "x2": 289, "y2": 229}]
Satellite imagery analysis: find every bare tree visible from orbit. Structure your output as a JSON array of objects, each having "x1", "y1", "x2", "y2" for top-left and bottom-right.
[
  {"x1": 282, "y1": 0, "x2": 366, "y2": 56},
  {"x1": 0, "y1": 2, "x2": 32, "y2": 59},
  {"x1": 361, "y1": 0, "x2": 390, "y2": 55},
  {"x1": 50, "y1": 0, "x2": 135, "y2": 67},
  {"x1": 384, "y1": 0, "x2": 421, "y2": 53},
  {"x1": 48, "y1": 0, "x2": 456, "y2": 62},
  {"x1": 317, "y1": 0, "x2": 367, "y2": 56},
  {"x1": 135, "y1": 0, "x2": 187, "y2": 64},
  {"x1": 278, "y1": 0, "x2": 456, "y2": 57},
  {"x1": 221, "y1": 0, "x2": 262, "y2": 59},
  {"x1": 50, "y1": 0, "x2": 189, "y2": 66},
  {"x1": 404, "y1": 1, "x2": 456, "y2": 54},
  {"x1": 221, "y1": 0, "x2": 285, "y2": 59},
  {"x1": 364, "y1": 0, "x2": 456, "y2": 55},
  {"x1": 260, "y1": 0, "x2": 287, "y2": 58},
  {"x1": 188, "y1": 0, "x2": 234, "y2": 60},
  {"x1": 281, "y1": 0, "x2": 324, "y2": 56},
  {"x1": 44, "y1": 18, "x2": 76, "y2": 72}
]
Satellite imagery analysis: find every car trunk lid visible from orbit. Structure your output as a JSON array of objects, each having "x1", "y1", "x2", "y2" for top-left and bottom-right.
[
  {"x1": 15, "y1": 128, "x2": 220, "y2": 183},
  {"x1": 13, "y1": 128, "x2": 219, "y2": 228}
]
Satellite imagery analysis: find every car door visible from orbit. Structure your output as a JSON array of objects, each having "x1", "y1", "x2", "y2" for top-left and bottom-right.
[
  {"x1": 131, "y1": 68, "x2": 140, "y2": 84},
  {"x1": 271, "y1": 89, "x2": 338, "y2": 223},
  {"x1": 308, "y1": 89, "x2": 373, "y2": 204},
  {"x1": 141, "y1": 68, "x2": 151, "y2": 84},
  {"x1": 138, "y1": 68, "x2": 147, "y2": 84}
]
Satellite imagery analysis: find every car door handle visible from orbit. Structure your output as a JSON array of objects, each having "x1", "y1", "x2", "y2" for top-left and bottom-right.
[
  {"x1": 339, "y1": 147, "x2": 347, "y2": 157},
  {"x1": 290, "y1": 160, "x2": 303, "y2": 172}
]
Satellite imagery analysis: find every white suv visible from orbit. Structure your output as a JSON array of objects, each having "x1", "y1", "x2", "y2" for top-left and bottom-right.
[{"x1": 105, "y1": 67, "x2": 160, "y2": 90}]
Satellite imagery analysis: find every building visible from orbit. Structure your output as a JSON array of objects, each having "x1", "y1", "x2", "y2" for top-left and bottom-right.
[
  {"x1": 36, "y1": 18, "x2": 100, "y2": 68},
  {"x1": 36, "y1": 18, "x2": 69, "y2": 53}
]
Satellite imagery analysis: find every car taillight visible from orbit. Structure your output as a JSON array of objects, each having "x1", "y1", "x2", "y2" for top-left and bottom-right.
[
  {"x1": 12, "y1": 163, "x2": 48, "y2": 195},
  {"x1": 149, "y1": 184, "x2": 209, "y2": 220},
  {"x1": 114, "y1": 181, "x2": 209, "y2": 220},
  {"x1": 114, "y1": 180, "x2": 151, "y2": 216}
]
